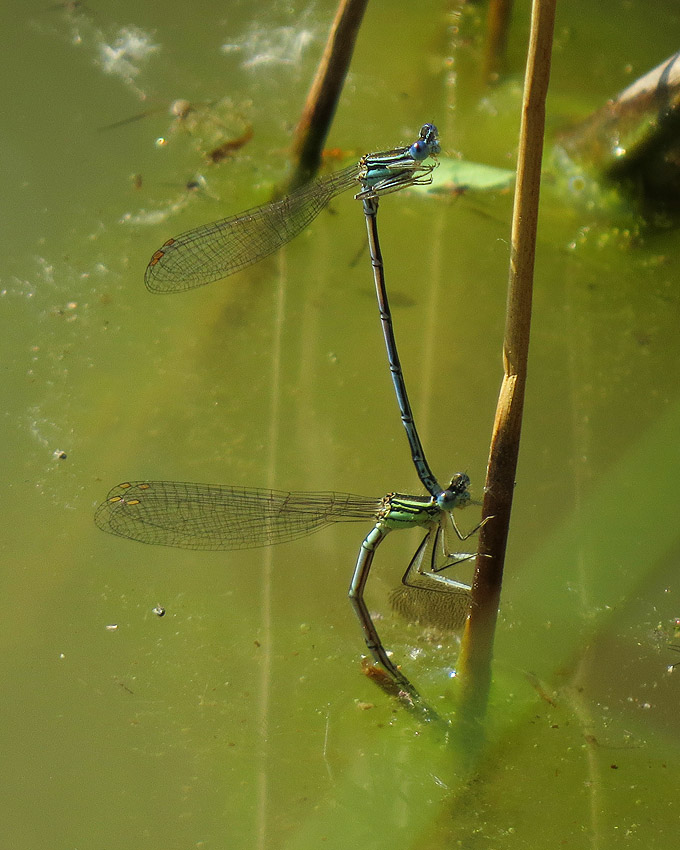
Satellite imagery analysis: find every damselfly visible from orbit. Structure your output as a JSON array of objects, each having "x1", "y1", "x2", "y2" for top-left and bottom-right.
[
  {"x1": 144, "y1": 124, "x2": 440, "y2": 291},
  {"x1": 95, "y1": 475, "x2": 476, "y2": 698}
]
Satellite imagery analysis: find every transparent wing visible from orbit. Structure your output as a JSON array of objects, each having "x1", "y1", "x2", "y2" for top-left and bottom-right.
[
  {"x1": 95, "y1": 481, "x2": 380, "y2": 551},
  {"x1": 144, "y1": 165, "x2": 361, "y2": 292}
]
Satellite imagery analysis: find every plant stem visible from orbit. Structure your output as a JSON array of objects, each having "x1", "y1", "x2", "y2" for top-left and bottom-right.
[
  {"x1": 289, "y1": 0, "x2": 369, "y2": 190},
  {"x1": 456, "y1": 0, "x2": 556, "y2": 742}
]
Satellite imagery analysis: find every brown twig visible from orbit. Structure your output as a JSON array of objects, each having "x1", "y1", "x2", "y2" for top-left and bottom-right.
[
  {"x1": 456, "y1": 0, "x2": 556, "y2": 740},
  {"x1": 288, "y1": 0, "x2": 369, "y2": 191}
]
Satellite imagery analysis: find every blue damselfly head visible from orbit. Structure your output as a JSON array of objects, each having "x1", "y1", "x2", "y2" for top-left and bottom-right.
[
  {"x1": 436, "y1": 473, "x2": 471, "y2": 511},
  {"x1": 409, "y1": 123, "x2": 441, "y2": 160}
]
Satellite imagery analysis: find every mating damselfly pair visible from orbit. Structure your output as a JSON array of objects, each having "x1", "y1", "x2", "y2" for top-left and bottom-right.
[{"x1": 96, "y1": 124, "x2": 482, "y2": 702}]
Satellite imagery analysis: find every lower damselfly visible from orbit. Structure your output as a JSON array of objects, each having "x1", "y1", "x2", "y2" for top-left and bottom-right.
[{"x1": 95, "y1": 475, "x2": 476, "y2": 699}]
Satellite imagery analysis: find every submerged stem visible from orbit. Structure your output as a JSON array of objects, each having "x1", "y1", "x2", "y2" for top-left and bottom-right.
[{"x1": 289, "y1": 0, "x2": 369, "y2": 190}]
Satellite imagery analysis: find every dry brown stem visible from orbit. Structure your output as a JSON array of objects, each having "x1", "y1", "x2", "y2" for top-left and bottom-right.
[{"x1": 456, "y1": 0, "x2": 556, "y2": 740}]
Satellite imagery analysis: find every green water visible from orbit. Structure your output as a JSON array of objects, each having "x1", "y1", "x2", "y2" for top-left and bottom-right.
[{"x1": 2, "y1": 0, "x2": 680, "y2": 847}]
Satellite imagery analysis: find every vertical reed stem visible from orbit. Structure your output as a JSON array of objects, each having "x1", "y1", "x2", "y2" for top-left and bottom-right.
[{"x1": 456, "y1": 0, "x2": 556, "y2": 745}]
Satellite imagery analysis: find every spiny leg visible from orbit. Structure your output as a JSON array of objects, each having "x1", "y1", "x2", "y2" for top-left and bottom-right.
[
  {"x1": 402, "y1": 527, "x2": 474, "y2": 591},
  {"x1": 391, "y1": 530, "x2": 472, "y2": 632}
]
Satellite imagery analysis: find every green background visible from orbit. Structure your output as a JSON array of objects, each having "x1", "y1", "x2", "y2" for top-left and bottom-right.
[{"x1": 2, "y1": 1, "x2": 679, "y2": 847}]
